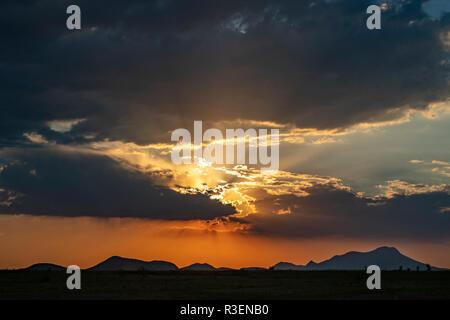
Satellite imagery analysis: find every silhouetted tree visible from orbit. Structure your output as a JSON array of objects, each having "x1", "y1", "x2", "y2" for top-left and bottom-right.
[
  {"x1": 399, "y1": 265, "x2": 403, "y2": 271},
  {"x1": 416, "y1": 266, "x2": 419, "y2": 271},
  {"x1": 426, "y1": 264, "x2": 431, "y2": 271}
]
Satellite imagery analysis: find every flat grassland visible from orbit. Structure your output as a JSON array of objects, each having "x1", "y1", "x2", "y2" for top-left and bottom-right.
[{"x1": 0, "y1": 270, "x2": 449, "y2": 299}]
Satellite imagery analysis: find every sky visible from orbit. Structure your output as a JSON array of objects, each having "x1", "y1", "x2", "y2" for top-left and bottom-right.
[{"x1": 0, "y1": 0, "x2": 449, "y2": 269}]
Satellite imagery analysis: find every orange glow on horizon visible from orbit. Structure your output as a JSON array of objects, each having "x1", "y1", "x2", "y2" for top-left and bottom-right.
[{"x1": 1, "y1": 214, "x2": 449, "y2": 270}]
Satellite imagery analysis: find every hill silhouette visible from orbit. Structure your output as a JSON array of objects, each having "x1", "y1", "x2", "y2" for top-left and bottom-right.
[
  {"x1": 180, "y1": 263, "x2": 216, "y2": 271},
  {"x1": 89, "y1": 256, "x2": 178, "y2": 271},
  {"x1": 24, "y1": 263, "x2": 65, "y2": 271},
  {"x1": 20, "y1": 246, "x2": 447, "y2": 271},
  {"x1": 272, "y1": 246, "x2": 444, "y2": 270}
]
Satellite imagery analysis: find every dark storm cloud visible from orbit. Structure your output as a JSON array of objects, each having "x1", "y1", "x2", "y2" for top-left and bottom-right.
[
  {"x1": 241, "y1": 184, "x2": 450, "y2": 239},
  {"x1": 0, "y1": 147, "x2": 234, "y2": 219},
  {"x1": 0, "y1": 0, "x2": 448, "y2": 145},
  {"x1": 0, "y1": 0, "x2": 449, "y2": 222}
]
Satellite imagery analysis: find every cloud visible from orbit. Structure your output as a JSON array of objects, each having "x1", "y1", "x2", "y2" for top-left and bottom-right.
[
  {"x1": 423, "y1": 0, "x2": 450, "y2": 18},
  {"x1": 239, "y1": 183, "x2": 450, "y2": 240},
  {"x1": 432, "y1": 160, "x2": 450, "y2": 165},
  {"x1": 23, "y1": 132, "x2": 49, "y2": 144},
  {"x1": 377, "y1": 179, "x2": 449, "y2": 197},
  {"x1": 0, "y1": 0, "x2": 449, "y2": 240},
  {"x1": 48, "y1": 119, "x2": 85, "y2": 133},
  {"x1": 0, "y1": 0, "x2": 448, "y2": 146},
  {"x1": 408, "y1": 159, "x2": 450, "y2": 178},
  {"x1": 0, "y1": 147, "x2": 234, "y2": 220}
]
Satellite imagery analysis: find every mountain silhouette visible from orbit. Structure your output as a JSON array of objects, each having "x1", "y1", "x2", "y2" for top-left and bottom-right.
[
  {"x1": 272, "y1": 246, "x2": 444, "y2": 270},
  {"x1": 240, "y1": 267, "x2": 267, "y2": 271},
  {"x1": 20, "y1": 246, "x2": 446, "y2": 271},
  {"x1": 216, "y1": 267, "x2": 235, "y2": 271},
  {"x1": 89, "y1": 256, "x2": 178, "y2": 271},
  {"x1": 24, "y1": 263, "x2": 65, "y2": 271},
  {"x1": 271, "y1": 262, "x2": 306, "y2": 271},
  {"x1": 181, "y1": 263, "x2": 216, "y2": 271}
]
